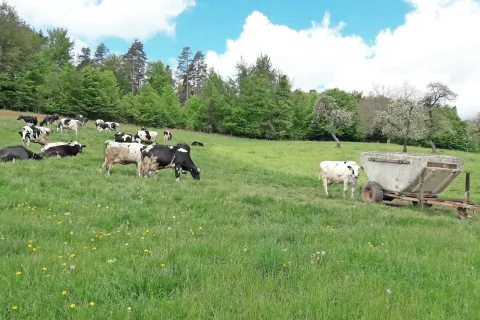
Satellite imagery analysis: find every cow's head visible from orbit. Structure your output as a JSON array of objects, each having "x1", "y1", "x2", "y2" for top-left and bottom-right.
[
  {"x1": 32, "y1": 153, "x2": 43, "y2": 161},
  {"x1": 347, "y1": 164, "x2": 362, "y2": 180},
  {"x1": 190, "y1": 166, "x2": 201, "y2": 180},
  {"x1": 17, "y1": 115, "x2": 23, "y2": 120},
  {"x1": 19, "y1": 127, "x2": 32, "y2": 141}
]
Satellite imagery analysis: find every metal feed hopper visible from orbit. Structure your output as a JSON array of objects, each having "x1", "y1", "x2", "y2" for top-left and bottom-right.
[{"x1": 359, "y1": 151, "x2": 480, "y2": 219}]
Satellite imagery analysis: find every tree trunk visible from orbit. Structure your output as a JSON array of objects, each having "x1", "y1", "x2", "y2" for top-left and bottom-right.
[
  {"x1": 387, "y1": 138, "x2": 391, "y2": 144},
  {"x1": 403, "y1": 137, "x2": 408, "y2": 152},
  {"x1": 429, "y1": 139, "x2": 437, "y2": 153},
  {"x1": 332, "y1": 133, "x2": 341, "y2": 148}
]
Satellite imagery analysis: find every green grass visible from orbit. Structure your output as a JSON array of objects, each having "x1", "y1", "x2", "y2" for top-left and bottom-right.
[{"x1": 1, "y1": 116, "x2": 480, "y2": 319}]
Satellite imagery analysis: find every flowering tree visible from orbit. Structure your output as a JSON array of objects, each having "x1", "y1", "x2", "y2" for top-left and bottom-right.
[
  {"x1": 310, "y1": 93, "x2": 354, "y2": 148},
  {"x1": 371, "y1": 81, "x2": 427, "y2": 152}
]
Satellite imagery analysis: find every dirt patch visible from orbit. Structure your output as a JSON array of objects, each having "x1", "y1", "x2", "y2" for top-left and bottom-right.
[{"x1": 0, "y1": 110, "x2": 47, "y2": 119}]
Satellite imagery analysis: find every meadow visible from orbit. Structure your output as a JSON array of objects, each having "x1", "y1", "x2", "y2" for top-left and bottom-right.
[{"x1": 1, "y1": 112, "x2": 480, "y2": 319}]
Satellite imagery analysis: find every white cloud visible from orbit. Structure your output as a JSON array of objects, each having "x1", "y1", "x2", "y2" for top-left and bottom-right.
[
  {"x1": 7, "y1": 0, "x2": 195, "y2": 42},
  {"x1": 205, "y1": 0, "x2": 480, "y2": 119}
]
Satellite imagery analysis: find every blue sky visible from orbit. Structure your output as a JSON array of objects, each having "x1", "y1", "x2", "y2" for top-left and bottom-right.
[{"x1": 102, "y1": 0, "x2": 412, "y2": 65}]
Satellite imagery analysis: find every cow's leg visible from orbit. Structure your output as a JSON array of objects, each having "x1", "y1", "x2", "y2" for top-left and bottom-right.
[
  {"x1": 351, "y1": 180, "x2": 356, "y2": 199},
  {"x1": 175, "y1": 165, "x2": 181, "y2": 182},
  {"x1": 343, "y1": 179, "x2": 348, "y2": 198},
  {"x1": 106, "y1": 163, "x2": 113, "y2": 176},
  {"x1": 322, "y1": 176, "x2": 329, "y2": 196},
  {"x1": 98, "y1": 158, "x2": 107, "y2": 174}
]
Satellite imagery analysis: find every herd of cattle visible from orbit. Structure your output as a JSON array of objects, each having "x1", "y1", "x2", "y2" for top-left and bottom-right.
[
  {"x1": 1, "y1": 114, "x2": 363, "y2": 193},
  {"x1": 0, "y1": 113, "x2": 206, "y2": 182}
]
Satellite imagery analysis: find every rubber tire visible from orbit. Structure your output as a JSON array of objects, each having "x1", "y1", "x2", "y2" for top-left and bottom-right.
[{"x1": 361, "y1": 181, "x2": 384, "y2": 203}]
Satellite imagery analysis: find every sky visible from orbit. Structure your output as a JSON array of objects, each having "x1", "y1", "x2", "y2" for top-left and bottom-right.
[{"x1": 6, "y1": 0, "x2": 480, "y2": 119}]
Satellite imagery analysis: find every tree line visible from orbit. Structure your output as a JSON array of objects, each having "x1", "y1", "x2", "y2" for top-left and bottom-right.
[{"x1": 2, "y1": 1, "x2": 480, "y2": 153}]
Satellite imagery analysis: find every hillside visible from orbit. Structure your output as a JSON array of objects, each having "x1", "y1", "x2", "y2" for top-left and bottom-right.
[{"x1": 1, "y1": 115, "x2": 480, "y2": 319}]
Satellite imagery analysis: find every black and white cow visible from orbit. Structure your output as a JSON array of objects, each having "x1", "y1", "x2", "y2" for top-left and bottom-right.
[
  {"x1": 140, "y1": 144, "x2": 200, "y2": 181},
  {"x1": 0, "y1": 146, "x2": 43, "y2": 162},
  {"x1": 319, "y1": 160, "x2": 362, "y2": 199},
  {"x1": 17, "y1": 115, "x2": 38, "y2": 126},
  {"x1": 163, "y1": 130, "x2": 172, "y2": 141},
  {"x1": 174, "y1": 143, "x2": 191, "y2": 153},
  {"x1": 191, "y1": 141, "x2": 204, "y2": 146},
  {"x1": 75, "y1": 115, "x2": 88, "y2": 127},
  {"x1": 96, "y1": 121, "x2": 119, "y2": 132},
  {"x1": 114, "y1": 132, "x2": 141, "y2": 143},
  {"x1": 40, "y1": 141, "x2": 86, "y2": 158},
  {"x1": 134, "y1": 128, "x2": 158, "y2": 144},
  {"x1": 18, "y1": 125, "x2": 51, "y2": 146},
  {"x1": 95, "y1": 119, "x2": 104, "y2": 127},
  {"x1": 40, "y1": 113, "x2": 59, "y2": 126},
  {"x1": 57, "y1": 118, "x2": 80, "y2": 135}
]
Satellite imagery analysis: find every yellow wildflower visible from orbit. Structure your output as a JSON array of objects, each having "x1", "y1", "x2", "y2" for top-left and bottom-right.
[
  {"x1": 41, "y1": 267, "x2": 47, "y2": 271},
  {"x1": 91, "y1": 247, "x2": 96, "y2": 251},
  {"x1": 32, "y1": 248, "x2": 37, "y2": 252},
  {"x1": 16, "y1": 271, "x2": 22, "y2": 276},
  {"x1": 70, "y1": 304, "x2": 75, "y2": 308},
  {"x1": 62, "y1": 290, "x2": 67, "y2": 295},
  {"x1": 160, "y1": 263, "x2": 166, "y2": 268},
  {"x1": 28, "y1": 244, "x2": 32, "y2": 248},
  {"x1": 57, "y1": 221, "x2": 62, "y2": 225},
  {"x1": 70, "y1": 253, "x2": 75, "y2": 258},
  {"x1": 58, "y1": 255, "x2": 62, "y2": 259},
  {"x1": 89, "y1": 301, "x2": 95, "y2": 306},
  {"x1": 199, "y1": 226, "x2": 203, "y2": 230},
  {"x1": 12, "y1": 306, "x2": 18, "y2": 310}
]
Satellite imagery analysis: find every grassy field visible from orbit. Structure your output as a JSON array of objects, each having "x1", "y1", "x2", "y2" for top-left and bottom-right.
[{"x1": 1, "y1": 114, "x2": 480, "y2": 319}]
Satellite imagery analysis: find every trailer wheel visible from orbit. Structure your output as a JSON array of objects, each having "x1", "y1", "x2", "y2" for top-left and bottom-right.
[{"x1": 361, "y1": 181, "x2": 384, "y2": 203}]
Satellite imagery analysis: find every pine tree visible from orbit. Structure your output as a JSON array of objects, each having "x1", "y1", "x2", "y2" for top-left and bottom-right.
[
  {"x1": 189, "y1": 50, "x2": 207, "y2": 96},
  {"x1": 77, "y1": 47, "x2": 92, "y2": 69},
  {"x1": 93, "y1": 42, "x2": 110, "y2": 68},
  {"x1": 175, "y1": 46, "x2": 192, "y2": 104},
  {"x1": 124, "y1": 39, "x2": 147, "y2": 95}
]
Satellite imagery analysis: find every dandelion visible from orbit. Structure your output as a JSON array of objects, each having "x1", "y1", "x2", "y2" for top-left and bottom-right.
[
  {"x1": 62, "y1": 290, "x2": 67, "y2": 295},
  {"x1": 32, "y1": 248, "x2": 37, "y2": 252},
  {"x1": 386, "y1": 288, "x2": 392, "y2": 294},
  {"x1": 16, "y1": 271, "x2": 22, "y2": 276},
  {"x1": 70, "y1": 304, "x2": 76, "y2": 308},
  {"x1": 62, "y1": 263, "x2": 67, "y2": 267},
  {"x1": 92, "y1": 247, "x2": 96, "y2": 251},
  {"x1": 172, "y1": 216, "x2": 176, "y2": 219},
  {"x1": 124, "y1": 243, "x2": 129, "y2": 246},
  {"x1": 57, "y1": 221, "x2": 62, "y2": 225},
  {"x1": 12, "y1": 306, "x2": 18, "y2": 310},
  {"x1": 41, "y1": 267, "x2": 47, "y2": 271},
  {"x1": 28, "y1": 244, "x2": 32, "y2": 248},
  {"x1": 160, "y1": 263, "x2": 166, "y2": 268},
  {"x1": 69, "y1": 265, "x2": 76, "y2": 270},
  {"x1": 127, "y1": 307, "x2": 132, "y2": 312},
  {"x1": 45, "y1": 274, "x2": 50, "y2": 278},
  {"x1": 0, "y1": 236, "x2": 5, "y2": 240},
  {"x1": 89, "y1": 301, "x2": 95, "y2": 306},
  {"x1": 243, "y1": 247, "x2": 248, "y2": 252},
  {"x1": 199, "y1": 226, "x2": 203, "y2": 230},
  {"x1": 58, "y1": 255, "x2": 62, "y2": 259},
  {"x1": 321, "y1": 251, "x2": 326, "y2": 255},
  {"x1": 146, "y1": 229, "x2": 150, "y2": 233},
  {"x1": 70, "y1": 253, "x2": 76, "y2": 258},
  {"x1": 167, "y1": 227, "x2": 171, "y2": 231}
]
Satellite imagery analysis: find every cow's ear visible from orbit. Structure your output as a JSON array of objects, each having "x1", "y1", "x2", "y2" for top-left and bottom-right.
[
  {"x1": 82, "y1": 145, "x2": 86, "y2": 148},
  {"x1": 18, "y1": 131, "x2": 22, "y2": 135}
]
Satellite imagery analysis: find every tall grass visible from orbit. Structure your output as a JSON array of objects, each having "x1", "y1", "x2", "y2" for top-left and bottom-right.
[{"x1": 1, "y1": 116, "x2": 480, "y2": 319}]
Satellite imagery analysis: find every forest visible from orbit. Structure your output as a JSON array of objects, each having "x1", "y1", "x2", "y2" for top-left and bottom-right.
[{"x1": 1, "y1": 1, "x2": 480, "y2": 152}]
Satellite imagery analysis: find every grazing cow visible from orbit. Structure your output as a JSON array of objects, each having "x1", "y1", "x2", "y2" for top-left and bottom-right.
[
  {"x1": 114, "y1": 132, "x2": 141, "y2": 143},
  {"x1": 95, "y1": 119, "x2": 104, "y2": 127},
  {"x1": 163, "y1": 130, "x2": 172, "y2": 141},
  {"x1": 105, "y1": 122, "x2": 120, "y2": 132},
  {"x1": 57, "y1": 118, "x2": 80, "y2": 135},
  {"x1": 40, "y1": 113, "x2": 59, "y2": 126},
  {"x1": 135, "y1": 129, "x2": 158, "y2": 144},
  {"x1": 40, "y1": 141, "x2": 86, "y2": 158},
  {"x1": 191, "y1": 141, "x2": 204, "y2": 146},
  {"x1": 140, "y1": 144, "x2": 200, "y2": 181},
  {"x1": 17, "y1": 115, "x2": 38, "y2": 126},
  {"x1": 75, "y1": 115, "x2": 88, "y2": 127},
  {"x1": 174, "y1": 143, "x2": 191, "y2": 153},
  {"x1": 319, "y1": 161, "x2": 362, "y2": 199},
  {"x1": 99, "y1": 140, "x2": 145, "y2": 176},
  {"x1": 18, "y1": 125, "x2": 51, "y2": 146},
  {"x1": 0, "y1": 146, "x2": 43, "y2": 162}
]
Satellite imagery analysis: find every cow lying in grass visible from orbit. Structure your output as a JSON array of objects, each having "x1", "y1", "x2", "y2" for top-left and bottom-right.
[
  {"x1": 0, "y1": 146, "x2": 43, "y2": 162},
  {"x1": 319, "y1": 160, "x2": 362, "y2": 199},
  {"x1": 40, "y1": 141, "x2": 86, "y2": 158}
]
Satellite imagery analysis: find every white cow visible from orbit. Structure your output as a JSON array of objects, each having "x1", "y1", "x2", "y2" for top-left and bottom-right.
[
  {"x1": 98, "y1": 140, "x2": 147, "y2": 176},
  {"x1": 319, "y1": 161, "x2": 362, "y2": 199},
  {"x1": 57, "y1": 118, "x2": 80, "y2": 135},
  {"x1": 18, "y1": 125, "x2": 51, "y2": 146}
]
